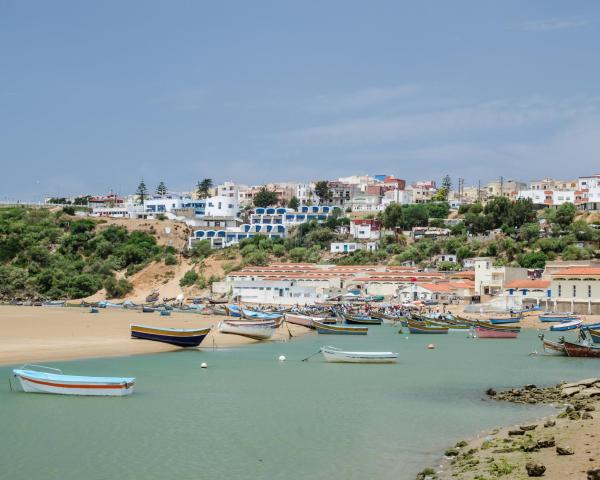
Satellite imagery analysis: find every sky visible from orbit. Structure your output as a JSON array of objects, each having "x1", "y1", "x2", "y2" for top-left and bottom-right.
[{"x1": 1, "y1": 1, "x2": 600, "y2": 200}]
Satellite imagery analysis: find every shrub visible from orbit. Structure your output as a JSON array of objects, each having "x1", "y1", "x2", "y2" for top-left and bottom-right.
[
  {"x1": 103, "y1": 277, "x2": 133, "y2": 298},
  {"x1": 164, "y1": 253, "x2": 177, "y2": 265},
  {"x1": 180, "y1": 269, "x2": 199, "y2": 287}
]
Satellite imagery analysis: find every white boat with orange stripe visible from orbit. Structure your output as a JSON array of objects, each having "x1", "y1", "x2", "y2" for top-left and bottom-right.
[{"x1": 12, "y1": 365, "x2": 135, "y2": 396}]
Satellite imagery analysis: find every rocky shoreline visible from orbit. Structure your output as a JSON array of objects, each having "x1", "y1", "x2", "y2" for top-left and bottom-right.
[{"x1": 417, "y1": 378, "x2": 600, "y2": 480}]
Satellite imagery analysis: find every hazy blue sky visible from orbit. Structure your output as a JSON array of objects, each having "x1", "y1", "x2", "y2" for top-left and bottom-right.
[{"x1": 1, "y1": 1, "x2": 599, "y2": 200}]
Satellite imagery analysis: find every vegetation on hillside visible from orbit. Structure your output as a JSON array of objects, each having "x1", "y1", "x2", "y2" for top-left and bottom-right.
[{"x1": 0, "y1": 207, "x2": 169, "y2": 300}]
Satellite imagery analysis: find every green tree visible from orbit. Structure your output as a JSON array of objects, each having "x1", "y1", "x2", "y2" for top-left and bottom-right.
[
  {"x1": 288, "y1": 196, "x2": 300, "y2": 210},
  {"x1": 253, "y1": 187, "x2": 278, "y2": 208},
  {"x1": 554, "y1": 203, "x2": 576, "y2": 231},
  {"x1": 190, "y1": 240, "x2": 212, "y2": 260},
  {"x1": 314, "y1": 181, "x2": 332, "y2": 205},
  {"x1": 381, "y1": 203, "x2": 404, "y2": 235},
  {"x1": 136, "y1": 179, "x2": 148, "y2": 205},
  {"x1": 156, "y1": 181, "x2": 167, "y2": 197},
  {"x1": 401, "y1": 204, "x2": 429, "y2": 229},
  {"x1": 104, "y1": 277, "x2": 133, "y2": 298},
  {"x1": 426, "y1": 202, "x2": 450, "y2": 219},
  {"x1": 441, "y1": 175, "x2": 452, "y2": 191},
  {"x1": 179, "y1": 269, "x2": 199, "y2": 287},
  {"x1": 518, "y1": 251, "x2": 548, "y2": 269},
  {"x1": 196, "y1": 178, "x2": 213, "y2": 199}
]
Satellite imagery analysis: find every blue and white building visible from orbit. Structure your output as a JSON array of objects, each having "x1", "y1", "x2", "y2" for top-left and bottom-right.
[{"x1": 250, "y1": 205, "x2": 341, "y2": 226}]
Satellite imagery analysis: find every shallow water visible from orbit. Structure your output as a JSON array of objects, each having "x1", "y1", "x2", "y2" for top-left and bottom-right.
[{"x1": 0, "y1": 327, "x2": 597, "y2": 480}]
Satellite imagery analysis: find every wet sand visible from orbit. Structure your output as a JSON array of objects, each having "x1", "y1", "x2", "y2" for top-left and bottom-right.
[{"x1": 0, "y1": 305, "x2": 310, "y2": 366}]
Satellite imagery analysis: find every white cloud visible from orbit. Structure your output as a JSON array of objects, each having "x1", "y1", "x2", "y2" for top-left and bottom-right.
[
  {"x1": 283, "y1": 96, "x2": 600, "y2": 145},
  {"x1": 518, "y1": 18, "x2": 589, "y2": 32},
  {"x1": 309, "y1": 84, "x2": 420, "y2": 112}
]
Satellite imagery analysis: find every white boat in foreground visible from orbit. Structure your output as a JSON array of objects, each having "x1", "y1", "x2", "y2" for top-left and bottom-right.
[
  {"x1": 217, "y1": 321, "x2": 275, "y2": 340},
  {"x1": 320, "y1": 346, "x2": 398, "y2": 364},
  {"x1": 12, "y1": 366, "x2": 135, "y2": 396}
]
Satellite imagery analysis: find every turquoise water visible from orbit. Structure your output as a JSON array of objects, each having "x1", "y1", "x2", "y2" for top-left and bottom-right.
[{"x1": 1, "y1": 327, "x2": 598, "y2": 480}]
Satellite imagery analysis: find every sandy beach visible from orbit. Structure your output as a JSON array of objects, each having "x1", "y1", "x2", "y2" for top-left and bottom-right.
[{"x1": 0, "y1": 305, "x2": 310, "y2": 366}]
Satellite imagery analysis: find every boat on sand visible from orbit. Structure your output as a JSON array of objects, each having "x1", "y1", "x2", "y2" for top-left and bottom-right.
[
  {"x1": 130, "y1": 324, "x2": 211, "y2": 347},
  {"x1": 217, "y1": 321, "x2": 275, "y2": 340}
]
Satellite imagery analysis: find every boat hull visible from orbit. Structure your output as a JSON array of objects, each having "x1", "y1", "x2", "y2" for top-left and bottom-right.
[
  {"x1": 217, "y1": 322, "x2": 274, "y2": 340},
  {"x1": 321, "y1": 348, "x2": 398, "y2": 363},
  {"x1": 13, "y1": 370, "x2": 134, "y2": 396},
  {"x1": 550, "y1": 320, "x2": 582, "y2": 331},
  {"x1": 130, "y1": 325, "x2": 210, "y2": 347},
  {"x1": 475, "y1": 326, "x2": 518, "y2": 338},
  {"x1": 284, "y1": 313, "x2": 314, "y2": 328},
  {"x1": 539, "y1": 314, "x2": 578, "y2": 323},
  {"x1": 588, "y1": 328, "x2": 600, "y2": 343},
  {"x1": 563, "y1": 341, "x2": 600, "y2": 358},
  {"x1": 344, "y1": 315, "x2": 383, "y2": 325},
  {"x1": 314, "y1": 321, "x2": 367, "y2": 335}
]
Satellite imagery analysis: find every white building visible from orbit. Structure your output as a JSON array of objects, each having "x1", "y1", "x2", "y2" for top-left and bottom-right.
[
  {"x1": 296, "y1": 183, "x2": 318, "y2": 205},
  {"x1": 473, "y1": 257, "x2": 529, "y2": 296},
  {"x1": 330, "y1": 242, "x2": 378, "y2": 253},
  {"x1": 229, "y1": 280, "x2": 326, "y2": 305},
  {"x1": 517, "y1": 189, "x2": 576, "y2": 207},
  {"x1": 382, "y1": 189, "x2": 413, "y2": 206},
  {"x1": 349, "y1": 194, "x2": 383, "y2": 212}
]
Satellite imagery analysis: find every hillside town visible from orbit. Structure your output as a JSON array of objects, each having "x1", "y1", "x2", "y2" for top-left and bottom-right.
[{"x1": 12, "y1": 172, "x2": 595, "y2": 315}]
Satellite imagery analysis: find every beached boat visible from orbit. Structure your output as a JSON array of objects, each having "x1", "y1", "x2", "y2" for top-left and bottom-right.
[
  {"x1": 241, "y1": 308, "x2": 283, "y2": 323},
  {"x1": 13, "y1": 367, "x2": 135, "y2": 396},
  {"x1": 130, "y1": 324, "x2": 211, "y2": 347},
  {"x1": 217, "y1": 322, "x2": 275, "y2": 340},
  {"x1": 563, "y1": 341, "x2": 600, "y2": 358},
  {"x1": 587, "y1": 328, "x2": 600, "y2": 343},
  {"x1": 313, "y1": 321, "x2": 368, "y2": 335},
  {"x1": 538, "y1": 334, "x2": 566, "y2": 356},
  {"x1": 407, "y1": 321, "x2": 448, "y2": 334},
  {"x1": 159, "y1": 310, "x2": 171, "y2": 316},
  {"x1": 142, "y1": 305, "x2": 155, "y2": 313},
  {"x1": 475, "y1": 323, "x2": 520, "y2": 338},
  {"x1": 89, "y1": 307, "x2": 99, "y2": 314},
  {"x1": 344, "y1": 314, "x2": 383, "y2": 325},
  {"x1": 42, "y1": 300, "x2": 66, "y2": 308},
  {"x1": 489, "y1": 316, "x2": 522, "y2": 325},
  {"x1": 320, "y1": 346, "x2": 398, "y2": 364},
  {"x1": 284, "y1": 313, "x2": 315, "y2": 328},
  {"x1": 225, "y1": 305, "x2": 242, "y2": 317},
  {"x1": 550, "y1": 318, "x2": 582, "y2": 331},
  {"x1": 539, "y1": 313, "x2": 578, "y2": 323},
  {"x1": 223, "y1": 319, "x2": 279, "y2": 328}
]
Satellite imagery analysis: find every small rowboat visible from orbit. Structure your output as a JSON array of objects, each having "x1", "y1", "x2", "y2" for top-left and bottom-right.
[
  {"x1": 223, "y1": 319, "x2": 279, "y2": 328},
  {"x1": 320, "y1": 346, "x2": 398, "y2": 364},
  {"x1": 344, "y1": 314, "x2": 383, "y2": 325},
  {"x1": 475, "y1": 323, "x2": 520, "y2": 338},
  {"x1": 241, "y1": 308, "x2": 283, "y2": 322},
  {"x1": 285, "y1": 313, "x2": 315, "y2": 328},
  {"x1": 538, "y1": 334, "x2": 566, "y2": 356},
  {"x1": 313, "y1": 321, "x2": 368, "y2": 335},
  {"x1": 159, "y1": 310, "x2": 171, "y2": 317},
  {"x1": 407, "y1": 321, "x2": 448, "y2": 334},
  {"x1": 13, "y1": 366, "x2": 135, "y2": 396},
  {"x1": 539, "y1": 313, "x2": 578, "y2": 323},
  {"x1": 563, "y1": 341, "x2": 600, "y2": 358},
  {"x1": 588, "y1": 328, "x2": 600, "y2": 343},
  {"x1": 217, "y1": 321, "x2": 274, "y2": 340},
  {"x1": 550, "y1": 318, "x2": 583, "y2": 331},
  {"x1": 142, "y1": 305, "x2": 155, "y2": 313},
  {"x1": 130, "y1": 325, "x2": 211, "y2": 347},
  {"x1": 489, "y1": 316, "x2": 522, "y2": 325},
  {"x1": 225, "y1": 305, "x2": 242, "y2": 317},
  {"x1": 89, "y1": 307, "x2": 99, "y2": 314}
]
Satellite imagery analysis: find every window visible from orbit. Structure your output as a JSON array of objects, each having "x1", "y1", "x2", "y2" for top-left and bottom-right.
[
  {"x1": 573, "y1": 285, "x2": 577, "y2": 297},
  {"x1": 589, "y1": 285, "x2": 592, "y2": 298},
  {"x1": 558, "y1": 284, "x2": 562, "y2": 297}
]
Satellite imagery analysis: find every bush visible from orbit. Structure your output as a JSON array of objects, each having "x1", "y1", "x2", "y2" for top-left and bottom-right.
[
  {"x1": 243, "y1": 251, "x2": 269, "y2": 266},
  {"x1": 179, "y1": 269, "x2": 199, "y2": 287},
  {"x1": 103, "y1": 277, "x2": 133, "y2": 298},
  {"x1": 190, "y1": 240, "x2": 213, "y2": 260},
  {"x1": 518, "y1": 251, "x2": 548, "y2": 269},
  {"x1": 164, "y1": 254, "x2": 177, "y2": 265}
]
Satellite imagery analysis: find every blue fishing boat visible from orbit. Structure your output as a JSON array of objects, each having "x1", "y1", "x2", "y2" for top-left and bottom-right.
[
  {"x1": 489, "y1": 316, "x2": 522, "y2": 325},
  {"x1": 582, "y1": 322, "x2": 600, "y2": 330},
  {"x1": 159, "y1": 310, "x2": 171, "y2": 316},
  {"x1": 130, "y1": 324, "x2": 211, "y2": 347},
  {"x1": 241, "y1": 308, "x2": 283, "y2": 321},
  {"x1": 225, "y1": 305, "x2": 242, "y2": 317},
  {"x1": 314, "y1": 321, "x2": 368, "y2": 335},
  {"x1": 539, "y1": 313, "x2": 578, "y2": 323},
  {"x1": 407, "y1": 321, "x2": 449, "y2": 334},
  {"x1": 550, "y1": 318, "x2": 583, "y2": 331},
  {"x1": 588, "y1": 328, "x2": 600, "y2": 343},
  {"x1": 89, "y1": 307, "x2": 99, "y2": 314}
]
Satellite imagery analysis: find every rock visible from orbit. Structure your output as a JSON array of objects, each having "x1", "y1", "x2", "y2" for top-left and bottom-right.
[
  {"x1": 586, "y1": 405, "x2": 596, "y2": 412},
  {"x1": 508, "y1": 429, "x2": 525, "y2": 436},
  {"x1": 486, "y1": 388, "x2": 497, "y2": 396},
  {"x1": 569, "y1": 411, "x2": 582, "y2": 420},
  {"x1": 544, "y1": 419, "x2": 556, "y2": 428},
  {"x1": 537, "y1": 437, "x2": 556, "y2": 448},
  {"x1": 455, "y1": 440, "x2": 468, "y2": 448},
  {"x1": 588, "y1": 468, "x2": 600, "y2": 480},
  {"x1": 578, "y1": 388, "x2": 600, "y2": 399},
  {"x1": 583, "y1": 412, "x2": 594, "y2": 420},
  {"x1": 524, "y1": 384, "x2": 537, "y2": 390},
  {"x1": 562, "y1": 386, "x2": 583, "y2": 397},
  {"x1": 557, "y1": 445, "x2": 575, "y2": 455},
  {"x1": 444, "y1": 447, "x2": 460, "y2": 457},
  {"x1": 522, "y1": 439, "x2": 540, "y2": 453},
  {"x1": 520, "y1": 424, "x2": 538, "y2": 431},
  {"x1": 416, "y1": 467, "x2": 437, "y2": 480},
  {"x1": 579, "y1": 378, "x2": 599, "y2": 387},
  {"x1": 526, "y1": 462, "x2": 546, "y2": 477}
]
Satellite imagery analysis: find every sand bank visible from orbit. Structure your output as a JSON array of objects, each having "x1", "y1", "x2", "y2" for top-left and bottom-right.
[{"x1": 0, "y1": 305, "x2": 310, "y2": 366}]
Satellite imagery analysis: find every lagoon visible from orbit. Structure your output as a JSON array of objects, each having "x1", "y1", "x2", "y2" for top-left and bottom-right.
[{"x1": 1, "y1": 327, "x2": 597, "y2": 480}]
